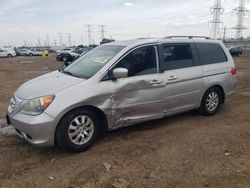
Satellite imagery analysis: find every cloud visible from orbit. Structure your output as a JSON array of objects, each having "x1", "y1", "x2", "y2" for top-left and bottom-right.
[
  {"x1": 0, "y1": 0, "x2": 34, "y2": 16},
  {"x1": 123, "y1": 2, "x2": 134, "y2": 7},
  {"x1": 7, "y1": 28, "x2": 25, "y2": 33}
]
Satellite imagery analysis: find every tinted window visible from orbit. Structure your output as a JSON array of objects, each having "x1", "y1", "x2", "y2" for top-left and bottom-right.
[
  {"x1": 160, "y1": 44, "x2": 193, "y2": 71},
  {"x1": 114, "y1": 46, "x2": 157, "y2": 77},
  {"x1": 196, "y1": 43, "x2": 227, "y2": 65}
]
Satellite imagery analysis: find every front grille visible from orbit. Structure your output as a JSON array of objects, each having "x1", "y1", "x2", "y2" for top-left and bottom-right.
[{"x1": 8, "y1": 95, "x2": 23, "y2": 113}]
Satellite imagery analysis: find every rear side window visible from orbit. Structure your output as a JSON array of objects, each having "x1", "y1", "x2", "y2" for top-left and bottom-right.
[
  {"x1": 160, "y1": 44, "x2": 194, "y2": 71},
  {"x1": 196, "y1": 43, "x2": 227, "y2": 65}
]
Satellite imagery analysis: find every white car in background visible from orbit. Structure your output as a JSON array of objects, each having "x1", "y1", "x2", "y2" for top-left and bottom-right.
[
  {"x1": 57, "y1": 48, "x2": 74, "y2": 54},
  {"x1": 0, "y1": 49, "x2": 16, "y2": 57}
]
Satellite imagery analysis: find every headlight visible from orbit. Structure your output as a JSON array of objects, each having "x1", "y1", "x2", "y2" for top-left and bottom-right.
[{"x1": 21, "y1": 95, "x2": 55, "y2": 116}]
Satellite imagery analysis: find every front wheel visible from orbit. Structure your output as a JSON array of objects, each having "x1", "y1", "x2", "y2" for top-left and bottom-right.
[
  {"x1": 62, "y1": 56, "x2": 68, "y2": 62},
  {"x1": 200, "y1": 87, "x2": 222, "y2": 116},
  {"x1": 55, "y1": 109, "x2": 100, "y2": 152},
  {"x1": 7, "y1": 54, "x2": 12, "y2": 58}
]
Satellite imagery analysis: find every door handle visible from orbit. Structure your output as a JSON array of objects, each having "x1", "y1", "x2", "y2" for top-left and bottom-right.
[
  {"x1": 149, "y1": 80, "x2": 162, "y2": 85},
  {"x1": 167, "y1": 76, "x2": 178, "y2": 81}
]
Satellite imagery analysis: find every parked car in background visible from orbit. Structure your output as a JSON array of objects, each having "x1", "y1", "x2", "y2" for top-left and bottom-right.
[
  {"x1": 16, "y1": 49, "x2": 31, "y2": 56},
  {"x1": 100, "y1": 38, "x2": 115, "y2": 44},
  {"x1": 33, "y1": 49, "x2": 48, "y2": 56},
  {"x1": 24, "y1": 49, "x2": 35, "y2": 56},
  {"x1": 57, "y1": 48, "x2": 74, "y2": 54},
  {"x1": 0, "y1": 49, "x2": 16, "y2": 57},
  {"x1": 7, "y1": 37, "x2": 237, "y2": 152},
  {"x1": 56, "y1": 48, "x2": 88, "y2": 62},
  {"x1": 229, "y1": 46, "x2": 243, "y2": 57},
  {"x1": 63, "y1": 51, "x2": 89, "y2": 66},
  {"x1": 56, "y1": 52, "x2": 76, "y2": 62}
]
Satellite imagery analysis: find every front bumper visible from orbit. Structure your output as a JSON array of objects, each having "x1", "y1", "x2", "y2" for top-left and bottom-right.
[{"x1": 7, "y1": 112, "x2": 56, "y2": 147}]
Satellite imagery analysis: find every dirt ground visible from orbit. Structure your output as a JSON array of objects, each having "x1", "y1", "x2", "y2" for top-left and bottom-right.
[{"x1": 0, "y1": 53, "x2": 250, "y2": 188}]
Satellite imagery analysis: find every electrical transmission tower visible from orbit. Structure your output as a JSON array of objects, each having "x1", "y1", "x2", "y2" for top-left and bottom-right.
[
  {"x1": 99, "y1": 25, "x2": 107, "y2": 40},
  {"x1": 46, "y1": 35, "x2": 50, "y2": 47},
  {"x1": 67, "y1": 33, "x2": 72, "y2": 46},
  {"x1": 223, "y1": 26, "x2": 227, "y2": 42},
  {"x1": 210, "y1": 0, "x2": 224, "y2": 39},
  {"x1": 232, "y1": 0, "x2": 249, "y2": 39},
  {"x1": 37, "y1": 38, "x2": 41, "y2": 47},
  {"x1": 85, "y1": 25, "x2": 93, "y2": 45},
  {"x1": 58, "y1": 33, "x2": 63, "y2": 46}
]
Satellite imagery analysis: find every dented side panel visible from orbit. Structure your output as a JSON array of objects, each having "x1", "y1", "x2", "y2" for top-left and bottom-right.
[{"x1": 107, "y1": 74, "x2": 165, "y2": 128}]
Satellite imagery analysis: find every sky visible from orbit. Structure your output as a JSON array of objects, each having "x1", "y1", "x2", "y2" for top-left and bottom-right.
[{"x1": 0, "y1": 0, "x2": 249, "y2": 47}]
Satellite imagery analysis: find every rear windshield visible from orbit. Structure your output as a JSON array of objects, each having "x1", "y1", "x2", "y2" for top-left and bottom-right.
[
  {"x1": 63, "y1": 45, "x2": 124, "y2": 79},
  {"x1": 196, "y1": 43, "x2": 228, "y2": 65}
]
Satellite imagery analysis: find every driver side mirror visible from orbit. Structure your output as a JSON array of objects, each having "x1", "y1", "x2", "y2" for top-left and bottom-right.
[{"x1": 111, "y1": 68, "x2": 128, "y2": 80}]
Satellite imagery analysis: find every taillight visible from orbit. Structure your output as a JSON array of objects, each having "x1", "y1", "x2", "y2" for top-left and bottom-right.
[{"x1": 231, "y1": 67, "x2": 237, "y2": 75}]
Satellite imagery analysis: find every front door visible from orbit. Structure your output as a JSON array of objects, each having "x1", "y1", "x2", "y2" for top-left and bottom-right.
[{"x1": 107, "y1": 45, "x2": 165, "y2": 127}]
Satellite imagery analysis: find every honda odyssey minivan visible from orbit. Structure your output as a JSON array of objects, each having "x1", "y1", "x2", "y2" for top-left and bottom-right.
[{"x1": 7, "y1": 36, "x2": 237, "y2": 152}]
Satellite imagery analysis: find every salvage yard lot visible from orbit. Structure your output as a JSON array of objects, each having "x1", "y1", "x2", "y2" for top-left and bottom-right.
[{"x1": 0, "y1": 53, "x2": 250, "y2": 188}]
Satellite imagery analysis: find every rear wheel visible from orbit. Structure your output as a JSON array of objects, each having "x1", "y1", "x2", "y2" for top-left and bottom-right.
[
  {"x1": 7, "y1": 54, "x2": 12, "y2": 58},
  {"x1": 55, "y1": 109, "x2": 100, "y2": 152},
  {"x1": 200, "y1": 87, "x2": 222, "y2": 116}
]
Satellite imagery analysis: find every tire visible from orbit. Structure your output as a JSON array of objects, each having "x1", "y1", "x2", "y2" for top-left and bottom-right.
[
  {"x1": 200, "y1": 87, "x2": 222, "y2": 116},
  {"x1": 7, "y1": 54, "x2": 12, "y2": 58},
  {"x1": 29, "y1": 53, "x2": 33, "y2": 56},
  {"x1": 55, "y1": 109, "x2": 100, "y2": 152},
  {"x1": 62, "y1": 56, "x2": 68, "y2": 62}
]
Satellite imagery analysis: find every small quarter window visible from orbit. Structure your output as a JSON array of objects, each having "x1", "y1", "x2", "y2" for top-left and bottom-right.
[{"x1": 196, "y1": 43, "x2": 228, "y2": 65}]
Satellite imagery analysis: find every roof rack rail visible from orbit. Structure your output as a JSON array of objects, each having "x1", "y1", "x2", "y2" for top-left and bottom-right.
[{"x1": 164, "y1": 36, "x2": 211, "y2": 39}]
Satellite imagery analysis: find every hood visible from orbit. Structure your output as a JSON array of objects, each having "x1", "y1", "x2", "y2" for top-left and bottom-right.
[{"x1": 16, "y1": 70, "x2": 84, "y2": 99}]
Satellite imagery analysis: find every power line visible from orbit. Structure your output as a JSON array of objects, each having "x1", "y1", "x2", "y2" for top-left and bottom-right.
[
  {"x1": 85, "y1": 24, "x2": 93, "y2": 45},
  {"x1": 232, "y1": 0, "x2": 249, "y2": 39},
  {"x1": 99, "y1": 25, "x2": 107, "y2": 39},
  {"x1": 210, "y1": 0, "x2": 224, "y2": 39}
]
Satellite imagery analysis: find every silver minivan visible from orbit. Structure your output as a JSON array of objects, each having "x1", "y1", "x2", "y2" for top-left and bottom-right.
[{"x1": 7, "y1": 37, "x2": 237, "y2": 152}]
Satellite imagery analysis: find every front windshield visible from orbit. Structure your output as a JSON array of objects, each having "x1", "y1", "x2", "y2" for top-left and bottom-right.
[{"x1": 63, "y1": 45, "x2": 124, "y2": 79}]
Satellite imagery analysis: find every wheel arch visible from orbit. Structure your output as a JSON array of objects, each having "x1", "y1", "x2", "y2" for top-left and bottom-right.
[{"x1": 203, "y1": 84, "x2": 225, "y2": 104}]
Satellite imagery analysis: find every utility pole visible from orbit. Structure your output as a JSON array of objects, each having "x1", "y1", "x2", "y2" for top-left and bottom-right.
[
  {"x1": 223, "y1": 26, "x2": 227, "y2": 42},
  {"x1": 58, "y1": 33, "x2": 63, "y2": 46},
  {"x1": 46, "y1": 35, "x2": 50, "y2": 47},
  {"x1": 81, "y1": 35, "x2": 84, "y2": 45},
  {"x1": 67, "y1": 33, "x2": 72, "y2": 46},
  {"x1": 99, "y1": 25, "x2": 107, "y2": 40},
  {"x1": 23, "y1": 40, "x2": 27, "y2": 47},
  {"x1": 85, "y1": 25, "x2": 93, "y2": 45},
  {"x1": 37, "y1": 38, "x2": 41, "y2": 47},
  {"x1": 54, "y1": 40, "x2": 57, "y2": 46},
  {"x1": 210, "y1": 0, "x2": 224, "y2": 39},
  {"x1": 232, "y1": 0, "x2": 249, "y2": 39}
]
